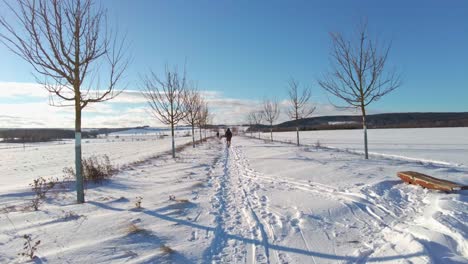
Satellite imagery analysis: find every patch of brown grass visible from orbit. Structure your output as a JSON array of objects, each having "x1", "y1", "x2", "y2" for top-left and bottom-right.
[
  {"x1": 160, "y1": 244, "x2": 175, "y2": 254},
  {"x1": 126, "y1": 223, "x2": 148, "y2": 235}
]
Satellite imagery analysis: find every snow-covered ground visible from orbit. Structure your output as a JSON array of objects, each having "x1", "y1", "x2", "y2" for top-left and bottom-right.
[
  {"x1": 253, "y1": 127, "x2": 468, "y2": 167},
  {"x1": 0, "y1": 130, "x2": 198, "y2": 193},
  {"x1": 0, "y1": 130, "x2": 467, "y2": 263}
]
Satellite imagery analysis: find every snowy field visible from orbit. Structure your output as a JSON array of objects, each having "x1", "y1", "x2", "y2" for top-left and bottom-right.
[
  {"x1": 0, "y1": 130, "x2": 197, "y2": 193},
  {"x1": 0, "y1": 129, "x2": 467, "y2": 263},
  {"x1": 254, "y1": 127, "x2": 468, "y2": 167}
]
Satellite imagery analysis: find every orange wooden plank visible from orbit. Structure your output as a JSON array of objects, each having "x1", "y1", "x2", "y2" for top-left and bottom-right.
[{"x1": 397, "y1": 171, "x2": 463, "y2": 192}]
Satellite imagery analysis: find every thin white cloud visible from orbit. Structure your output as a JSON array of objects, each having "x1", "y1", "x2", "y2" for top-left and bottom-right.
[
  {"x1": 0, "y1": 82, "x2": 48, "y2": 98},
  {"x1": 0, "y1": 81, "x2": 367, "y2": 128}
]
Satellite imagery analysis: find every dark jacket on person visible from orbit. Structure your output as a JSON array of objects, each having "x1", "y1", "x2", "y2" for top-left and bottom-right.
[{"x1": 225, "y1": 129, "x2": 232, "y2": 140}]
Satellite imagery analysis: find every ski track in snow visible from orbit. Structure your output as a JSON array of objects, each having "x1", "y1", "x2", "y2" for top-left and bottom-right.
[
  {"x1": 236, "y1": 137, "x2": 468, "y2": 263},
  {"x1": 200, "y1": 138, "x2": 468, "y2": 263},
  {"x1": 203, "y1": 144, "x2": 277, "y2": 263}
]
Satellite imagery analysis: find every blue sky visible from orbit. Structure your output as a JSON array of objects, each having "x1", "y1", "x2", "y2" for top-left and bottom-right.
[{"x1": 0, "y1": 0, "x2": 467, "y2": 127}]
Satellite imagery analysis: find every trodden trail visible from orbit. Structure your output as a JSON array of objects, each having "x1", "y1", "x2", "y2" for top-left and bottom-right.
[{"x1": 203, "y1": 144, "x2": 275, "y2": 263}]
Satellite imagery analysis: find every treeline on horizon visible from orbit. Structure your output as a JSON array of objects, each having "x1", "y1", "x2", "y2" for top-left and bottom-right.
[
  {"x1": 248, "y1": 112, "x2": 468, "y2": 132},
  {"x1": 0, "y1": 127, "x2": 143, "y2": 143},
  {"x1": 0, "y1": 129, "x2": 96, "y2": 143},
  {"x1": 1, "y1": 112, "x2": 467, "y2": 143}
]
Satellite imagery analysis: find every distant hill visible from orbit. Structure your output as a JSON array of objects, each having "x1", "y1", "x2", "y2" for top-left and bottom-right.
[{"x1": 250, "y1": 112, "x2": 468, "y2": 132}]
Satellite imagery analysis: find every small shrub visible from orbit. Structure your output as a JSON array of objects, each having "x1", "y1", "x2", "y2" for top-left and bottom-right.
[
  {"x1": 30, "y1": 197, "x2": 41, "y2": 212},
  {"x1": 82, "y1": 155, "x2": 115, "y2": 183},
  {"x1": 30, "y1": 177, "x2": 58, "y2": 211},
  {"x1": 30, "y1": 177, "x2": 57, "y2": 199},
  {"x1": 18, "y1": 234, "x2": 40, "y2": 260},
  {"x1": 63, "y1": 155, "x2": 116, "y2": 184}
]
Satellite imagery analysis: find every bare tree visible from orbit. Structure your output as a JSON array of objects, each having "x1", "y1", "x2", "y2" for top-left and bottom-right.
[
  {"x1": 205, "y1": 111, "x2": 214, "y2": 139},
  {"x1": 247, "y1": 110, "x2": 262, "y2": 138},
  {"x1": 246, "y1": 113, "x2": 254, "y2": 137},
  {"x1": 142, "y1": 66, "x2": 187, "y2": 158},
  {"x1": 287, "y1": 78, "x2": 316, "y2": 146},
  {"x1": 183, "y1": 84, "x2": 201, "y2": 148},
  {"x1": 0, "y1": 0, "x2": 128, "y2": 203},
  {"x1": 262, "y1": 98, "x2": 280, "y2": 141},
  {"x1": 318, "y1": 22, "x2": 401, "y2": 159},
  {"x1": 197, "y1": 100, "x2": 209, "y2": 142},
  {"x1": 251, "y1": 111, "x2": 264, "y2": 139}
]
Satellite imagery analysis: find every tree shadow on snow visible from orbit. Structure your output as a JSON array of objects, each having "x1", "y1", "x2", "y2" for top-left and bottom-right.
[
  {"x1": 86, "y1": 197, "x2": 431, "y2": 263},
  {"x1": 142, "y1": 207, "x2": 427, "y2": 263}
]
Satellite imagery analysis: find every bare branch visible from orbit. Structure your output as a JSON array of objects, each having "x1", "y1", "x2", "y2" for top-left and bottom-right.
[
  {"x1": 141, "y1": 65, "x2": 188, "y2": 127},
  {"x1": 318, "y1": 23, "x2": 401, "y2": 111},
  {"x1": 0, "y1": 0, "x2": 128, "y2": 110},
  {"x1": 287, "y1": 78, "x2": 316, "y2": 121}
]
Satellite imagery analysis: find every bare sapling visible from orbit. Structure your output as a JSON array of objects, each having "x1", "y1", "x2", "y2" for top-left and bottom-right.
[
  {"x1": 317, "y1": 21, "x2": 401, "y2": 159},
  {"x1": 262, "y1": 98, "x2": 280, "y2": 141},
  {"x1": 142, "y1": 65, "x2": 188, "y2": 158},
  {"x1": 249, "y1": 111, "x2": 264, "y2": 139},
  {"x1": 183, "y1": 85, "x2": 202, "y2": 148},
  {"x1": 197, "y1": 101, "x2": 209, "y2": 142},
  {"x1": 287, "y1": 78, "x2": 316, "y2": 146},
  {"x1": 0, "y1": 0, "x2": 129, "y2": 203}
]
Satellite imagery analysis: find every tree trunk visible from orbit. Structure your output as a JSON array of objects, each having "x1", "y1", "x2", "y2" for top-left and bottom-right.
[
  {"x1": 296, "y1": 126, "x2": 300, "y2": 146},
  {"x1": 191, "y1": 124, "x2": 195, "y2": 148},
  {"x1": 270, "y1": 124, "x2": 273, "y2": 141},
  {"x1": 199, "y1": 127, "x2": 202, "y2": 142},
  {"x1": 361, "y1": 106, "x2": 369, "y2": 159},
  {"x1": 171, "y1": 123, "x2": 175, "y2": 158},
  {"x1": 75, "y1": 97, "x2": 84, "y2": 203}
]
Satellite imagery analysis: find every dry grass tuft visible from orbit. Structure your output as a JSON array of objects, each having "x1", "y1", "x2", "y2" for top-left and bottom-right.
[
  {"x1": 160, "y1": 244, "x2": 175, "y2": 254},
  {"x1": 126, "y1": 223, "x2": 148, "y2": 235}
]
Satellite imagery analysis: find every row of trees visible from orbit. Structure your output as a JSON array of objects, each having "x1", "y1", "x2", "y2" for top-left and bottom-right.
[
  {"x1": 141, "y1": 66, "x2": 212, "y2": 159},
  {"x1": 247, "y1": 78, "x2": 316, "y2": 146},
  {"x1": 248, "y1": 22, "x2": 401, "y2": 160},
  {"x1": 0, "y1": 0, "x2": 212, "y2": 203},
  {"x1": 0, "y1": 0, "x2": 401, "y2": 203}
]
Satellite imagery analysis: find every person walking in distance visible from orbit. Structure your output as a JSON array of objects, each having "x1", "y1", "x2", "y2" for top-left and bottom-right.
[{"x1": 225, "y1": 128, "x2": 233, "y2": 148}]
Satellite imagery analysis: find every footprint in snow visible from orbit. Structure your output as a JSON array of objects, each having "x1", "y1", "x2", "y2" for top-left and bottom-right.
[{"x1": 290, "y1": 218, "x2": 301, "y2": 227}]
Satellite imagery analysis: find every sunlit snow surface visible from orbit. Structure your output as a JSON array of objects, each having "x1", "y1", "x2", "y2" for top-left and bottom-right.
[
  {"x1": 0, "y1": 128, "x2": 466, "y2": 263},
  {"x1": 255, "y1": 127, "x2": 468, "y2": 167}
]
